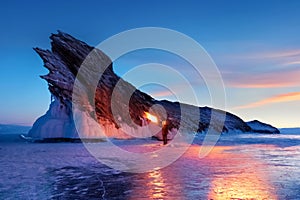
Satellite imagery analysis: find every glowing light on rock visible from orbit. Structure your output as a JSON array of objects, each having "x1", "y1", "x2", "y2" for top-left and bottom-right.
[{"x1": 144, "y1": 112, "x2": 158, "y2": 123}]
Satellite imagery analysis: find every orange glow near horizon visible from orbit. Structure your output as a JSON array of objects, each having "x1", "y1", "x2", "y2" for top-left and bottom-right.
[
  {"x1": 234, "y1": 91, "x2": 300, "y2": 110},
  {"x1": 228, "y1": 68, "x2": 300, "y2": 89},
  {"x1": 144, "y1": 112, "x2": 158, "y2": 123}
]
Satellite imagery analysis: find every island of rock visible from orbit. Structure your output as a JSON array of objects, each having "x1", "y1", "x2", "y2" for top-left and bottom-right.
[{"x1": 28, "y1": 31, "x2": 279, "y2": 139}]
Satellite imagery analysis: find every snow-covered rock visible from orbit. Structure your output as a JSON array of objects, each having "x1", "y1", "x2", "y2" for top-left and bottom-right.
[
  {"x1": 247, "y1": 120, "x2": 280, "y2": 134},
  {"x1": 28, "y1": 97, "x2": 78, "y2": 138}
]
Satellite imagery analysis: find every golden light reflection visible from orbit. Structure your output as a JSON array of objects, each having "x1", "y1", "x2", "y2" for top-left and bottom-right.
[
  {"x1": 147, "y1": 170, "x2": 166, "y2": 199},
  {"x1": 208, "y1": 174, "x2": 276, "y2": 200},
  {"x1": 144, "y1": 112, "x2": 158, "y2": 123},
  {"x1": 127, "y1": 145, "x2": 278, "y2": 199},
  {"x1": 206, "y1": 146, "x2": 277, "y2": 200}
]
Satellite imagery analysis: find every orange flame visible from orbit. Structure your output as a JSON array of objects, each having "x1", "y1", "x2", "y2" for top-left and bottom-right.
[{"x1": 144, "y1": 112, "x2": 158, "y2": 123}]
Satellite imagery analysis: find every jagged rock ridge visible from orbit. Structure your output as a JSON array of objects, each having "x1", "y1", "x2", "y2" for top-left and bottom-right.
[
  {"x1": 247, "y1": 120, "x2": 280, "y2": 134},
  {"x1": 28, "y1": 31, "x2": 278, "y2": 139}
]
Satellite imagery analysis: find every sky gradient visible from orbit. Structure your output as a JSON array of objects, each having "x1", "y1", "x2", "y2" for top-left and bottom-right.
[{"x1": 0, "y1": 0, "x2": 299, "y2": 127}]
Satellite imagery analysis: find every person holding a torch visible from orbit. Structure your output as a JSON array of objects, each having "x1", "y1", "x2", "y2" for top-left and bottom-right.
[
  {"x1": 162, "y1": 119, "x2": 170, "y2": 145},
  {"x1": 144, "y1": 112, "x2": 170, "y2": 145}
]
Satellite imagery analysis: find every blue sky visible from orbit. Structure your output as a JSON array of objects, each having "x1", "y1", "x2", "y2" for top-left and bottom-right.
[{"x1": 0, "y1": 0, "x2": 299, "y2": 127}]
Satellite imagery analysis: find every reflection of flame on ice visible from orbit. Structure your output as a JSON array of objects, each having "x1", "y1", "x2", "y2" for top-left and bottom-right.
[
  {"x1": 147, "y1": 170, "x2": 166, "y2": 199},
  {"x1": 206, "y1": 146, "x2": 277, "y2": 200},
  {"x1": 144, "y1": 112, "x2": 158, "y2": 123}
]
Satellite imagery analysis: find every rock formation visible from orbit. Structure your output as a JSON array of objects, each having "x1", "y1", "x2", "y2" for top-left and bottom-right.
[
  {"x1": 28, "y1": 31, "x2": 278, "y2": 139},
  {"x1": 247, "y1": 120, "x2": 280, "y2": 134}
]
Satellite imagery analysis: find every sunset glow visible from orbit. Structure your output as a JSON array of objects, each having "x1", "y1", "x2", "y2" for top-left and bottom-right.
[
  {"x1": 228, "y1": 68, "x2": 300, "y2": 89},
  {"x1": 234, "y1": 92, "x2": 300, "y2": 110}
]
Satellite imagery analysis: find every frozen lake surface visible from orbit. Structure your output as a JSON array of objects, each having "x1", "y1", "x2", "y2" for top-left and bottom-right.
[{"x1": 0, "y1": 130, "x2": 300, "y2": 199}]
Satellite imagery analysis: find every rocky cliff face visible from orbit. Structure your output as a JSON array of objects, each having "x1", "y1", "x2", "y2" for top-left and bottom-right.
[{"x1": 29, "y1": 31, "x2": 277, "y2": 139}]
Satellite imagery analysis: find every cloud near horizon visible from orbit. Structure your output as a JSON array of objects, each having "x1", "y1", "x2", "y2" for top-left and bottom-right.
[
  {"x1": 219, "y1": 48, "x2": 300, "y2": 89},
  {"x1": 233, "y1": 92, "x2": 300, "y2": 110},
  {"x1": 223, "y1": 49, "x2": 300, "y2": 60},
  {"x1": 226, "y1": 68, "x2": 300, "y2": 88},
  {"x1": 148, "y1": 89, "x2": 175, "y2": 98}
]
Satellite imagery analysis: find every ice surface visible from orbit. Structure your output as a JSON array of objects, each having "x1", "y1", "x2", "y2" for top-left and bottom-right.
[
  {"x1": 0, "y1": 124, "x2": 30, "y2": 135},
  {"x1": 280, "y1": 127, "x2": 300, "y2": 134},
  {"x1": 0, "y1": 130, "x2": 300, "y2": 199}
]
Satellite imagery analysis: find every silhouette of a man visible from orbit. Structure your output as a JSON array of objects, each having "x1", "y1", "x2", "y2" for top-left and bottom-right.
[{"x1": 162, "y1": 119, "x2": 170, "y2": 145}]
